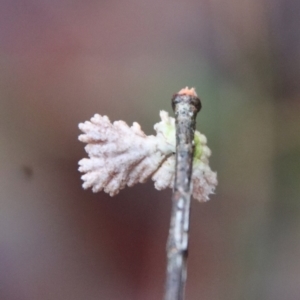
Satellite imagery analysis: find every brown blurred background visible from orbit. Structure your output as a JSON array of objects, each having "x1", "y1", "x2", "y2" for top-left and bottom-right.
[{"x1": 1, "y1": 0, "x2": 300, "y2": 299}]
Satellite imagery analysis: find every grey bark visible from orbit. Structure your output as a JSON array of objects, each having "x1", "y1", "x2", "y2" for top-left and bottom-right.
[{"x1": 163, "y1": 92, "x2": 201, "y2": 300}]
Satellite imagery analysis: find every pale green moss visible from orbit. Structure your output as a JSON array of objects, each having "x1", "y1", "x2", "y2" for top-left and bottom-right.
[{"x1": 193, "y1": 132, "x2": 203, "y2": 161}]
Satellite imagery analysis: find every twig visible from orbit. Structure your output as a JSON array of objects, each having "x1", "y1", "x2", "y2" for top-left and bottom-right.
[{"x1": 163, "y1": 88, "x2": 201, "y2": 300}]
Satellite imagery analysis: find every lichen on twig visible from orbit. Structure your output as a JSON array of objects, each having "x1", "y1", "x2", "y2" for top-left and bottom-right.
[{"x1": 78, "y1": 90, "x2": 217, "y2": 202}]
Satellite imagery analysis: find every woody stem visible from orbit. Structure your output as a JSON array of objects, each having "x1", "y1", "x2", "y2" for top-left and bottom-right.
[{"x1": 163, "y1": 92, "x2": 201, "y2": 300}]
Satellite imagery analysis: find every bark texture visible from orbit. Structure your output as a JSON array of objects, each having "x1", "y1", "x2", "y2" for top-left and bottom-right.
[{"x1": 164, "y1": 91, "x2": 201, "y2": 300}]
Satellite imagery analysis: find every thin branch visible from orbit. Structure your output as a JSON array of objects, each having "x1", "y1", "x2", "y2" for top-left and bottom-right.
[{"x1": 164, "y1": 88, "x2": 201, "y2": 300}]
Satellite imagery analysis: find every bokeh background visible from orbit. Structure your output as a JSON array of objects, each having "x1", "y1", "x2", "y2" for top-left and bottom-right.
[{"x1": 1, "y1": 1, "x2": 300, "y2": 299}]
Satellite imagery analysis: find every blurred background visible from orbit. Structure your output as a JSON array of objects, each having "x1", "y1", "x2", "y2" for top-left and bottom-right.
[{"x1": 1, "y1": 0, "x2": 300, "y2": 299}]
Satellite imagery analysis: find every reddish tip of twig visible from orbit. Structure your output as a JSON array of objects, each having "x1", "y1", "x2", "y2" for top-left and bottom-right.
[
  {"x1": 172, "y1": 87, "x2": 201, "y2": 113},
  {"x1": 177, "y1": 87, "x2": 198, "y2": 97}
]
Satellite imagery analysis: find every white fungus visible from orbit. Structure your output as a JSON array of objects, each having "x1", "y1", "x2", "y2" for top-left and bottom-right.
[{"x1": 78, "y1": 111, "x2": 217, "y2": 202}]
